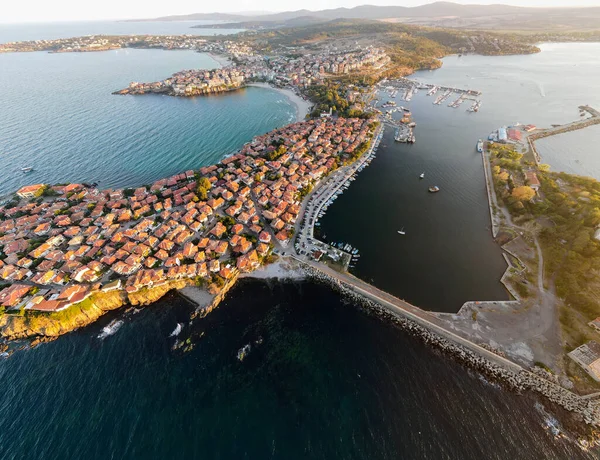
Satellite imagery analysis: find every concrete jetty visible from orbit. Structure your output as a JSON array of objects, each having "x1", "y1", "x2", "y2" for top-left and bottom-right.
[{"x1": 528, "y1": 105, "x2": 600, "y2": 164}]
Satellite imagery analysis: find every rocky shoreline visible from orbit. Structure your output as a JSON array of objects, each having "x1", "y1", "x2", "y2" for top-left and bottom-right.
[
  {"x1": 113, "y1": 83, "x2": 244, "y2": 97},
  {"x1": 0, "y1": 280, "x2": 189, "y2": 342},
  {"x1": 301, "y1": 264, "x2": 600, "y2": 427}
]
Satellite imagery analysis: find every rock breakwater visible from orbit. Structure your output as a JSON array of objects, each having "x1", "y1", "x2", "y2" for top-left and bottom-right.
[{"x1": 302, "y1": 263, "x2": 600, "y2": 426}]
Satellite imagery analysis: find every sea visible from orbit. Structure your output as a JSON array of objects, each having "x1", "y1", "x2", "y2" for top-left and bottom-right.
[
  {"x1": 1, "y1": 21, "x2": 599, "y2": 458},
  {"x1": 0, "y1": 49, "x2": 295, "y2": 197},
  {"x1": 0, "y1": 280, "x2": 594, "y2": 459},
  {"x1": 319, "y1": 42, "x2": 600, "y2": 312}
]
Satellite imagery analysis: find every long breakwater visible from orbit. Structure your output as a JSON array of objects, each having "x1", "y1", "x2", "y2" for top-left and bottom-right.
[{"x1": 298, "y1": 259, "x2": 600, "y2": 427}]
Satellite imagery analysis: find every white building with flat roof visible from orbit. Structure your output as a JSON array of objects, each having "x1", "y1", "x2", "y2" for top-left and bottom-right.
[{"x1": 568, "y1": 341, "x2": 600, "y2": 382}]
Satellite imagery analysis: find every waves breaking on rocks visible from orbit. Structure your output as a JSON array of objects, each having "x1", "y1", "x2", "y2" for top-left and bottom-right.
[{"x1": 301, "y1": 264, "x2": 600, "y2": 427}]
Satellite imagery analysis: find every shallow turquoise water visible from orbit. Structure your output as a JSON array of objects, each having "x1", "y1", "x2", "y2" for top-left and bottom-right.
[
  {"x1": 0, "y1": 49, "x2": 295, "y2": 196},
  {"x1": 1, "y1": 34, "x2": 600, "y2": 459}
]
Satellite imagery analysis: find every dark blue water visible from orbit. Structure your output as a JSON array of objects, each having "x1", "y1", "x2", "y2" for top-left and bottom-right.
[
  {"x1": 2, "y1": 35, "x2": 599, "y2": 458},
  {"x1": 0, "y1": 49, "x2": 295, "y2": 196},
  {"x1": 0, "y1": 280, "x2": 593, "y2": 459}
]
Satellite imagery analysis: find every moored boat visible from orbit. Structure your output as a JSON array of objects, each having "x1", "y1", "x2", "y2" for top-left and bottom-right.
[
  {"x1": 428, "y1": 186, "x2": 440, "y2": 193},
  {"x1": 476, "y1": 139, "x2": 484, "y2": 153}
]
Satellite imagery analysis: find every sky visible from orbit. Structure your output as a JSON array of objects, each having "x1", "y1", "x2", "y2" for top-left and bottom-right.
[{"x1": 2, "y1": 0, "x2": 599, "y2": 23}]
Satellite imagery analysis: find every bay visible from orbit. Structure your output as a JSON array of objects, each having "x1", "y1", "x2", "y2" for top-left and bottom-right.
[
  {"x1": 0, "y1": 35, "x2": 599, "y2": 460},
  {"x1": 0, "y1": 49, "x2": 296, "y2": 197},
  {"x1": 319, "y1": 43, "x2": 600, "y2": 312}
]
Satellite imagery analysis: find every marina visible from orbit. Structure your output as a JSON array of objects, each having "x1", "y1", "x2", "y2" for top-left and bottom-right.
[
  {"x1": 2, "y1": 15, "x2": 600, "y2": 458},
  {"x1": 378, "y1": 79, "x2": 482, "y2": 114},
  {"x1": 294, "y1": 124, "x2": 385, "y2": 270}
]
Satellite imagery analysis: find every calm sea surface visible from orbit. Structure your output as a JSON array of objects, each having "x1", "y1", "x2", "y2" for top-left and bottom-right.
[
  {"x1": 0, "y1": 49, "x2": 295, "y2": 197},
  {"x1": 319, "y1": 42, "x2": 600, "y2": 312},
  {"x1": 0, "y1": 20, "x2": 242, "y2": 42},
  {"x1": 0, "y1": 280, "x2": 593, "y2": 459},
  {"x1": 1, "y1": 28, "x2": 599, "y2": 458}
]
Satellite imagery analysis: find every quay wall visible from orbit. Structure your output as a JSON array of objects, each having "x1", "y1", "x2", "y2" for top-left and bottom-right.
[
  {"x1": 528, "y1": 114, "x2": 600, "y2": 164},
  {"x1": 299, "y1": 261, "x2": 600, "y2": 426},
  {"x1": 480, "y1": 149, "x2": 500, "y2": 238}
]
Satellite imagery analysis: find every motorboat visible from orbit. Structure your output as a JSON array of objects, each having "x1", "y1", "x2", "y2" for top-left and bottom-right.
[
  {"x1": 419, "y1": 173, "x2": 425, "y2": 179},
  {"x1": 429, "y1": 186, "x2": 440, "y2": 193}
]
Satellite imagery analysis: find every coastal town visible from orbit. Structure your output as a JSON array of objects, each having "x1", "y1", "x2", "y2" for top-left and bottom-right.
[
  {"x1": 3, "y1": 20, "x2": 600, "y2": 441},
  {"x1": 114, "y1": 46, "x2": 390, "y2": 96},
  {"x1": 0, "y1": 35, "x2": 254, "y2": 56},
  {"x1": 0, "y1": 117, "x2": 375, "y2": 320}
]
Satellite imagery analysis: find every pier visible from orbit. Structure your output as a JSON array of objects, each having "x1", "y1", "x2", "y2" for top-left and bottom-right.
[
  {"x1": 379, "y1": 79, "x2": 481, "y2": 112},
  {"x1": 528, "y1": 105, "x2": 600, "y2": 164}
]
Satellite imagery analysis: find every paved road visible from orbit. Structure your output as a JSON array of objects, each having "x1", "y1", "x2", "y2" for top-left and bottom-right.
[
  {"x1": 293, "y1": 125, "x2": 383, "y2": 259},
  {"x1": 292, "y1": 255, "x2": 525, "y2": 372}
]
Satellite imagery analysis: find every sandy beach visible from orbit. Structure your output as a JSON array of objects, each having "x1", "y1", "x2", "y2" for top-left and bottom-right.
[
  {"x1": 247, "y1": 82, "x2": 312, "y2": 122},
  {"x1": 241, "y1": 257, "x2": 306, "y2": 280},
  {"x1": 208, "y1": 52, "x2": 232, "y2": 68}
]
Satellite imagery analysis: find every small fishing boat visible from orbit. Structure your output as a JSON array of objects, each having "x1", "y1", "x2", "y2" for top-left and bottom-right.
[
  {"x1": 21, "y1": 167, "x2": 33, "y2": 173},
  {"x1": 419, "y1": 173, "x2": 425, "y2": 179},
  {"x1": 429, "y1": 186, "x2": 440, "y2": 193},
  {"x1": 397, "y1": 228, "x2": 406, "y2": 235},
  {"x1": 237, "y1": 344, "x2": 252, "y2": 361}
]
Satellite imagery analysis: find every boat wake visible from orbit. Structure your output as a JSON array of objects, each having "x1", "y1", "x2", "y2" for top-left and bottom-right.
[
  {"x1": 537, "y1": 82, "x2": 546, "y2": 97},
  {"x1": 97, "y1": 319, "x2": 123, "y2": 340},
  {"x1": 170, "y1": 323, "x2": 183, "y2": 337}
]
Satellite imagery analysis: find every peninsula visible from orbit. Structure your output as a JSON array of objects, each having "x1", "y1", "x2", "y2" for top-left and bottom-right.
[
  {"x1": 0, "y1": 117, "x2": 377, "y2": 339},
  {"x1": 3, "y1": 17, "x2": 600, "y2": 434},
  {"x1": 112, "y1": 46, "x2": 390, "y2": 98}
]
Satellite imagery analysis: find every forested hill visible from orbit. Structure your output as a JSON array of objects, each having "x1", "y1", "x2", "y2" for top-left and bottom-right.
[
  {"x1": 146, "y1": 2, "x2": 600, "y2": 32},
  {"x1": 235, "y1": 19, "x2": 539, "y2": 77}
]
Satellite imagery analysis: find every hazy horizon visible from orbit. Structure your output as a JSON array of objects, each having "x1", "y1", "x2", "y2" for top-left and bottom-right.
[{"x1": 2, "y1": 0, "x2": 600, "y2": 24}]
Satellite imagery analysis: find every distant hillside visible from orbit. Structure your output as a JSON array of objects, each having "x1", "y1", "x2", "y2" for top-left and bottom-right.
[
  {"x1": 144, "y1": 2, "x2": 600, "y2": 31},
  {"x1": 129, "y1": 13, "x2": 249, "y2": 22},
  {"x1": 191, "y1": 16, "x2": 328, "y2": 30}
]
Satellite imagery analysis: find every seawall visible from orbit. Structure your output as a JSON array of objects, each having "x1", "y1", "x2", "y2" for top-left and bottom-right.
[
  {"x1": 300, "y1": 262, "x2": 600, "y2": 426},
  {"x1": 528, "y1": 105, "x2": 600, "y2": 164}
]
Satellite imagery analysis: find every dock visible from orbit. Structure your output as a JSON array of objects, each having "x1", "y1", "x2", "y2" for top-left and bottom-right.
[
  {"x1": 527, "y1": 105, "x2": 600, "y2": 164},
  {"x1": 378, "y1": 78, "x2": 482, "y2": 113},
  {"x1": 294, "y1": 124, "x2": 384, "y2": 269}
]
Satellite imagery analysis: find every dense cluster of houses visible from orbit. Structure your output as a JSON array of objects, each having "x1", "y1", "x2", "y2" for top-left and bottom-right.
[
  {"x1": 264, "y1": 47, "x2": 390, "y2": 87},
  {"x1": 123, "y1": 68, "x2": 247, "y2": 96},
  {"x1": 118, "y1": 46, "x2": 390, "y2": 96},
  {"x1": 0, "y1": 117, "x2": 374, "y2": 314}
]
